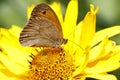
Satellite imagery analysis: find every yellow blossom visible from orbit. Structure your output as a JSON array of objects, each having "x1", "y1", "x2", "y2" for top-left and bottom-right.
[{"x1": 0, "y1": 0, "x2": 120, "y2": 80}]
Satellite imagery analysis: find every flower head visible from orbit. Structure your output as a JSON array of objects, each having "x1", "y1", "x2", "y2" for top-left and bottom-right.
[{"x1": 0, "y1": 0, "x2": 120, "y2": 80}]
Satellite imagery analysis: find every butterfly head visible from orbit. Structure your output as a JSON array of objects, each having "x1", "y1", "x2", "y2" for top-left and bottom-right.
[{"x1": 51, "y1": 38, "x2": 68, "y2": 48}]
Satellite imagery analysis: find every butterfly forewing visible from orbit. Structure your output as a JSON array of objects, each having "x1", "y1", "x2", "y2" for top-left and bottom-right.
[{"x1": 19, "y1": 3, "x2": 67, "y2": 47}]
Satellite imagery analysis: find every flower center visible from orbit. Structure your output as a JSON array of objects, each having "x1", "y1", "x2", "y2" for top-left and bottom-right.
[{"x1": 26, "y1": 48, "x2": 75, "y2": 80}]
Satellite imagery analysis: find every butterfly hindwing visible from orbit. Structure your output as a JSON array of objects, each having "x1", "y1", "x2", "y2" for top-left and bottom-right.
[{"x1": 19, "y1": 16, "x2": 61, "y2": 47}]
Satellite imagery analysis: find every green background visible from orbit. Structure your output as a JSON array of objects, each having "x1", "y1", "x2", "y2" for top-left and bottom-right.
[{"x1": 0, "y1": 0, "x2": 120, "y2": 79}]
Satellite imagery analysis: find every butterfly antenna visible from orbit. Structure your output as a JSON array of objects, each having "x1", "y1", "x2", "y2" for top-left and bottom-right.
[
  {"x1": 68, "y1": 40, "x2": 84, "y2": 51},
  {"x1": 64, "y1": 26, "x2": 83, "y2": 50},
  {"x1": 65, "y1": 26, "x2": 80, "y2": 38}
]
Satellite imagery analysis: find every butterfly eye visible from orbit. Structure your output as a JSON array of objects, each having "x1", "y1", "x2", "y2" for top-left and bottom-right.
[{"x1": 41, "y1": 10, "x2": 46, "y2": 15}]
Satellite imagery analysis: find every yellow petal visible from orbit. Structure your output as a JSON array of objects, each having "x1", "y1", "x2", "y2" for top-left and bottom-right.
[
  {"x1": 73, "y1": 54, "x2": 88, "y2": 77},
  {"x1": 63, "y1": 0, "x2": 78, "y2": 40},
  {"x1": 8, "y1": 25, "x2": 22, "y2": 39},
  {"x1": 79, "y1": 5, "x2": 98, "y2": 48},
  {"x1": 84, "y1": 55, "x2": 120, "y2": 74},
  {"x1": 50, "y1": 2, "x2": 63, "y2": 27},
  {"x1": 73, "y1": 22, "x2": 84, "y2": 54},
  {"x1": 89, "y1": 37, "x2": 115, "y2": 62},
  {"x1": 0, "y1": 39, "x2": 38, "y2": 67},
  {"x1": 85, "y1": 38, "x2": 120, "y2": 73},
  {"x1": 0, "y1": 52, "x2": 28, "y2": 75},
  {"x1": 73, "y1": 46, "x2": 90, "y2": 77},
  {"x1": 110, "y1": 45, "x2": 120, "y2": 63},
  {"x1": 62, "y1": 0, "x2": 78, "y2": 54},
  {"x1": 27, "y1": 5, "x2": 35, "y2": 20},
  {"x1": 91, "y1": 26, "x2": 120, "y2": 47},
  {"x1": 113, "y1": 45, "x2": 120, "y2": 58},
  {"x1": 0, "y1": 28, "x2": 21, "y2": 48},
  {"x1": 0, "y1": 71, "x2": 18, "y2": 80},
  {"x1": 0, "y1": 28, "x2": 19, "y2": 45},
  {"x1": 0, "y1": 28, "x2": 38, "y2": 66},
  {"x1": 0, "y1": 42, "x2": 31, "y2": 67},
  {"x1": 74, "y1": 22, "x2": 82, "y2": 45},
  {"x1": 0, "y1": 64, "x2": 4, "y2": 69},
  {"x1": 86, "y1": 73, "x2": 117, "y2": 80},
  {"x1": 68, "y1": 22, "x2": 83, "y2": 56}
]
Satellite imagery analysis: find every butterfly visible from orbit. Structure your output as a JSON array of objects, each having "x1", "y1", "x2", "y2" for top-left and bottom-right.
[{"x1": 19, "y1": 3, "x2": 67, "y2": 48}]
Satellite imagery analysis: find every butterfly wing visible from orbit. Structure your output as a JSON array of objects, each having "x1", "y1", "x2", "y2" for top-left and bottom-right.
[{"x1": 19, "y1": 3, "x2": 64, "y2": 47}]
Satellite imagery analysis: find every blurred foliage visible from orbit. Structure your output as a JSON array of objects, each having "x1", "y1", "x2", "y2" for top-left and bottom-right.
[
  {"x1": 0, "y1": 0, "x2": 120, "y2": 28},
  {"x1": 0, "y1": 0, "x2": 120, "y2": 79}
]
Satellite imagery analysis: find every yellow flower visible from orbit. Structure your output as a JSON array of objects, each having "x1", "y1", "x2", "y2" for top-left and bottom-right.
[{"x1": 0, "y1": 0, "x2": 120, "y2": 80}]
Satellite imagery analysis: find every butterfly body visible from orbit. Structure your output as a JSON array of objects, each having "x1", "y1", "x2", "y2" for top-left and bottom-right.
[{"x1": 19, "y1": 3, "x2": 67, "y2": 48}]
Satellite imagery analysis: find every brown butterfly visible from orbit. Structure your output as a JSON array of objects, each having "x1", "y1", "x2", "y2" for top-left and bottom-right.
[{"x1": 19, "y1": 3, "x2": 67, "y2": 48}]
